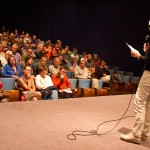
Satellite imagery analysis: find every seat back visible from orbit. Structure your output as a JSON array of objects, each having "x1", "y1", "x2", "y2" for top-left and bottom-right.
[
  {"x1": 111, "y1": 66, "x2": 119, "y2": 71},
  {"x1": 98, "y1": 80, "x2": 103, "y2": 89},
  {"x1": 78, "y1": 79, "x2": 91, "y2": 88},
  {"x1": 33, "y1": 59, "x2": 40, "y2": 63},
  {"x1": 115, "y1": 70, "x2": 125, "y2": 75},
  {"x1": 0, "y1": 78, "x2": 16, "y2": 90},
  {"x1": 130, "y1": 76, "x2": 140, "y2": 84},
  {"x1": 125, "y1": 71, "x2": 134, "y2": 76},
  {"x1": 109, "y1": 69, "x2": 115, "y2": 75},
  {"x1": 32, "y1": 63, "x2": 38, "y2": 71},
  {"x1": 46, "y1": 60, "x2": 53, "y2": 66},
  {"x1": 68, "y1": 78, "x2": 77, "y2": 89},
  {"x1": 108, "y1": 69, "x2": 114, "y2": 78},
  {"x1": 66, "y1": 71, "x2": 73, "y2": 78},
  {"x1": 121, "y1": 75, "x2": 130, "y2": 83}
]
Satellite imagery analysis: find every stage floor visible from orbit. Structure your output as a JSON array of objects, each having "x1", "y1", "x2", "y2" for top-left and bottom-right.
[{"x1": 0, "y1": 94, "x2": 149, "y2": 150}]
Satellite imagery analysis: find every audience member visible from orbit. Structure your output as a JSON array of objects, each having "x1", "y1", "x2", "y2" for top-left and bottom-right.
[
  {"x1": 52, "y1": 67, "x2": 74, "y2": 98},
  {"x1": 11, "y1": 43, "x2": 22, "y2": 64},
  {"x1": 74, "y1": 60, "x2": 91, "y2": 79},
  {"x1": 22, "y1": 48, "x2": 36, "y2": 63},
  {"x1": 93, "y1": 60, "x2": 110, "y2": 87},
  {"x1": 70, "y1": 47, "x2": 79, "y2": 61},
  {"x1": 36, "y1": 57, "x2": 48, "y2": 75},
  {"x1": 34, "y1": 43, "x2": 45, "y2": 59},
  {"x1": 0, "y1": 50, "x2": 12, "y2": 68},
  {"x1": 24, "y1": 56, "x2": 35, "y2": 77},
  {"x1": 18, "y1": 65, "x2": 41, "y2": 101},
  {"x1": 35, "y1": 66, "x2": 58, "y2": 100},
  {"x1": 0, "y1": 43, "x2": 5, "y2": 57},
  {"x1": 67, "y1": 57, "x2": 79, "y2": 72},
  {"x1": 43, "y1": 40, "x2": 52, "y2": 60},
  {"x1": 1, "y1": 56, "x2": 23, "y2": 79},
  {"x1": 93, "y1": 53, "x2": 100, "y2": 67},
  {"x1": 80, "y1": 51, "x2": 87, "y2": 62},
  {"x1": 48, "y1": 57, "x2": 61, "y2": 76}
]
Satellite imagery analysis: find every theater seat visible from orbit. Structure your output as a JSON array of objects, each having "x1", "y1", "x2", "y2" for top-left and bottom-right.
[
  {"x1": 66, "y1": 71, "x2": 73, "y2": 78},
  {"x1": 78, "y1": 79, "x2": 91, "y2": 88},
  {"x1": 130, "y1": 76, "x2": 140, "y2": 84},
  {"x1": 109, "y1": 69, "x2": 115, "y2": 76},
  {"x1": 121, "y1": 75, "x2": 130, "y2": 83},
  {"x1": 0, "y1": 78, "x2": 20, "y2": 102},
  {"x1": 77, "y1": 79, "x2": 95, "y2": 97},
  {"x1": 92, "y1": 79, "x2": 108, "y2": 96},
  {"x1": 130, "y1": 76, "x2": 140, "y2": 93},
  {"x1": 115, "y1": 70, "x2": 125, "y2": 75},
  {"x1": 125, "y1": 71, "x2": 134, "y2": 76},
  {"x1": 121, "y1": 75, "x2": 131, "y2": 93},
  {"x1": 0, "y1": 78, "x2": 16, "y2": 90},
  {"x1": 33, "y1": 59, "x2": 40, "y2": 63},
  {"x1": 98, "y1": 80, "x2": 103, "y2": 89},
  {"x1": 111, "y1": 66, "x2": 119, "y2": 71},
  {"x1": 68, "y1": 78, "x2": 82, "y2": 97},
  {"x1": 68, "y1": 78, "x2": 77, "y2": 89}
]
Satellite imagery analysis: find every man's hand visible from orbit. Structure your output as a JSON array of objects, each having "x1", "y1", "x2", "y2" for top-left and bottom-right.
[
  {"x1": 143, "y1": 43, "x2": 150, "y2": 52},
  {"x1": 131, "y1": 51, "x2": 141, "y2": 59}
]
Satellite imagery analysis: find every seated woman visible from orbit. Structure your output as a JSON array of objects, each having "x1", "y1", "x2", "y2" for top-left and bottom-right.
[
  {"x1": 35, "y1": 66, "x2": 58, "y2": 100},
  {"x1": 18, "y1": 65, "x2": 41, "y2": 101},
  {"x1": 1, "y1": 56, "x2": 23, "y2": 80},
  {"x1": 52, "y1": 67, "x2": 74, "y2": 98},
  {"x1": 24, "y1": 56, "x2": 36, "y2": 77}
]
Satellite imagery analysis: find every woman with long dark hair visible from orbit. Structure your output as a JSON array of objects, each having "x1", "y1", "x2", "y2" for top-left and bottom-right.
[{"x1": 1, "y1": 56, "x2": 22, "y2": 79}]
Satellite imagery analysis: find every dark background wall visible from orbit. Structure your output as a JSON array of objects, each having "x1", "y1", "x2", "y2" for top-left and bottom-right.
[{"x1": 0, "y1": 0, "x2": 150, "y2": 76}]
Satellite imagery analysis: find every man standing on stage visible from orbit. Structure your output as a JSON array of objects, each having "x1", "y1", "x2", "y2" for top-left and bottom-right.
[{"x1": 120, "y1": 20, "x2": 150, "y2": 144}]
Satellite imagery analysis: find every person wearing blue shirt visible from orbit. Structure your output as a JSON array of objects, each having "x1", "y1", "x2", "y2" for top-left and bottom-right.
[{"x1": 1, "y1": 56, "x2": 23, "y2": 79}]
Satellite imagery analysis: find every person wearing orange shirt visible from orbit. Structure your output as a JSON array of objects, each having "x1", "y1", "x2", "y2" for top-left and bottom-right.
[{"x1": 52, "y1": 67, "x2": 74, "y2": 98}]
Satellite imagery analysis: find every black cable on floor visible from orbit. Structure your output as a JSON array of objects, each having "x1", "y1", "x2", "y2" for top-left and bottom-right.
[{"x1": 67, "y1": 94, "x2": 134, "y2": 140}]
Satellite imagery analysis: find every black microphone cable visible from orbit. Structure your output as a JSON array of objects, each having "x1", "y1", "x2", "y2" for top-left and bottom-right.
[{"x1": 67, "y1": 94, "x2": 135, "y2": 140}]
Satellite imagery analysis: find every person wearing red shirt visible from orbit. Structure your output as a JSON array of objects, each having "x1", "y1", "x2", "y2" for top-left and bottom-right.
[{"x1": 52, "y1": 67, "x2": 74, "y2": 98}]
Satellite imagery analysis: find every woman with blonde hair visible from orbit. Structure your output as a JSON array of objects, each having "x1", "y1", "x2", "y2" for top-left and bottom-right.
[
  {"x1": 18, "y1": 65, "x2": 41, "y2": 101},
  {"x1": 36, "y1": 56, "x2": 48, "y2": 75}
]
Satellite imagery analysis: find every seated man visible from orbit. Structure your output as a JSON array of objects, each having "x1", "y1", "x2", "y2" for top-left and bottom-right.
[
  {"x1": 74, "y1": 60, "x2": 91, "y2": 79},
  {"x1": 48, "y1": 57, "x2": 60, "y2": 76},
  {"x1": 52, "y1": 67, "x2": 74, "y2": 98},
  {"x1": 35, "y1": 66, "x2": 58, "y2": 100},
  {"x1": 93, "y1": 60, "x2": 110, "y2": 87},
  {"x1": 22, "y1": 48, "x2": 36, "y2": 64}
]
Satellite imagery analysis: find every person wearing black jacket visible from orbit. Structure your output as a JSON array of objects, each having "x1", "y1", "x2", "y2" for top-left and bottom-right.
[
  {"x1": 93, "y1": 60, "x2": 110, "y2": 87},
  {"x1": 120, "y1": 21, "x2": 150, "y2": 144}
]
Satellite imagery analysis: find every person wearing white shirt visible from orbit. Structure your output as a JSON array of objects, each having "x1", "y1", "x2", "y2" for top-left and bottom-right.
[
  {"x1": 35, "y1": 66, "x2": 58, "y2": 100},
  {"x1": 0, "y1": 50, "x2": 13, "y2": 68},
  {"x1": 74, "y1": 60, "x2": 91, "y2": 79}
]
